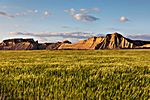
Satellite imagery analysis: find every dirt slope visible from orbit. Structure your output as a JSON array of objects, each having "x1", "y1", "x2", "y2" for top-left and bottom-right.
[{"x1": 58, "y1": 37, "x2": 104, "y2": 50}]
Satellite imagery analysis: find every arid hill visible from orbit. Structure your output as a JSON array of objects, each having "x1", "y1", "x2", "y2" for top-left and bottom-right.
[
  {"x1": 0, "y1": 38, "x2": 71, "y2": 50},
  {"x1": 58, "y1": 37, "x2": 103, "y2": 50},
  {"x1": 95, "y1": 33, "x2": 134, "y2": 49},
  {"x1": 59, "y1": 32, "x2": 150, "y2": 50},
  {"x1": 0, "y1": 38, "x2": 38, "y2": 50},
  {"x1": 0, "y1": 32, "x2": 150, "y2": 50},
  {"x1": 95, "y1": 33, "x2": 150, "y2": 49}
]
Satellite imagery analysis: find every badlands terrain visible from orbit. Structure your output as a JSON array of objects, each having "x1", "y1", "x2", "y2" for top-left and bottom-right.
[{"x1": 1, "y1": 33, "x2": 150, "y2": 50}]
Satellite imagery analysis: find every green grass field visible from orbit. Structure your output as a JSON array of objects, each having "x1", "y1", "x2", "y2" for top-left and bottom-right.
[{"x1": 0, "y1": 50, "x2": 150, "y2": 99}]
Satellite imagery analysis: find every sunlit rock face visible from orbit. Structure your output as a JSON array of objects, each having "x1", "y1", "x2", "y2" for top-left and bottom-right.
[
  {"x1": 0, "y1": 33, "x2": 150, "y2": 50},
  {"x1": 95, "y1": 33, "x2": 150, "y2": 49},
  {"x1": 95, "y1": 33, "x2": 134, "y2": 49},
  {"x1": 58, "y1": 32, "x2": 150, "y2": 50},
  {"x1": 58, "y1": 37, "x2": 104, "y2": 50},
  {"x1": 0, "y1": 38, "x2": 72, "y2": 50}
]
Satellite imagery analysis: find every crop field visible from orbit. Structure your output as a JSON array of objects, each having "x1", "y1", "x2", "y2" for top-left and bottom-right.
[{"x1": 0, "y1": 50, "x2": 150, "y2": 99}]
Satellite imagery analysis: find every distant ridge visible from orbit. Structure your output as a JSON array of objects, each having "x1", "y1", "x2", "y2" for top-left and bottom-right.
[{"x1": 1, "y1": 32, "x2": 150, "y2": 50}]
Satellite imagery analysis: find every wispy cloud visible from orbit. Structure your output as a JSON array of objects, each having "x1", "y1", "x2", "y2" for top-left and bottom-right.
[
  {"x1": 0, "y1": 11, "x2": 14, "y2": 18},
  {"x1": 61, "y1": 26, "x2": 79, "y2": 30},
  {"x1": 64, "y1": 8, "x2": 76, "y2": 15},
  {"x1": 15, "y1": 9, "x2": 50, "y2": 17},
  {"x1": 65, "y1": 8, "x2": 100, "y2": 22},
  {"x1": 26, "y1": 9, "x2": 38, "y2": 14},
  {"x1": 3, "y1": 9, "x2": 51, "y2": 18},
  {"x1": 73, "y1": 13, "x2": 99, "y2": 22},
  {"x1": 91, "y1": 8, "x2": 101, "y2": 12},
  {"x1": 10, "y1": 32, "x2": 94, "y2": 39},
  {"x1": 127, "y1": 34, "x2": 150, "y2": 40}
]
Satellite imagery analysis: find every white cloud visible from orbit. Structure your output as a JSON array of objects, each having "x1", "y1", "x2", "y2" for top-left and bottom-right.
[
  {"x1": 73, "y1": 13, "x2": 99, "y2": 22},
  {"x1": 65, "y1": 8, "x2": 100, "y2": 22},
  {"x1": 79, "y1": 8, "x2": 88, "y2": 14},
  {"x1": 44, "y1": 11, "x2": 49, "y2": 16},
  {"x1": 14, "y1": 9, "x2": 52, "y2": 18},
  {"x1": 120, "y1": 16, "x2": 129, "y2": 22},
  {"x1": 10, "y1": 32, "x2": 94, "y2": 39},
  {"x1": 65, "y1": 8, "x2": 100, "y2": 14},
  {"x1": 15, "y1": 9, "x2": 36, "y2": 17}
]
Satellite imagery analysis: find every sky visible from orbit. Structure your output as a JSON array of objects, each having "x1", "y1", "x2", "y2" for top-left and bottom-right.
[{"x1": 0, "y1": 0, "x2": 150, "y2": 42}]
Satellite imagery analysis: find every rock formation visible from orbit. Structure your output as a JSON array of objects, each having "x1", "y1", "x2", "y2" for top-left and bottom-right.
[
  {"x1": 0, "y1": 38, "x2": 72, "y2": 50},
  {"x1": 0, "y1": 32, "x2": 150, "y2": 50},
  {"x1": 58, "y1": 37, "x2": 104, "y2": 50},
  {"x1": 45, "y1": 42, "x2": 62, "y2": 50},
  {"x1": 0, "y1": 38, "x2": 38, "y2": 50},
  {"x1": 95, "y1": 33, "x2": 150, "y2": 49},
  {"x1": 95, "y1": 33, "x2": 134, "y2": 49}
]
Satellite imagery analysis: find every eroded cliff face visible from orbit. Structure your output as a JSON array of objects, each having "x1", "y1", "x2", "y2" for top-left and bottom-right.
[
  {"x1": 58, "y1": 32, "x2": 150, "y2": 50},
  {"x1": 0, "y1": 38, "x2": 38, "y2": 50},
  {"x1": 0, "y1": 38, "x2": 71, "y2": 50},
  {"x1": 58, "y1": 37, "x2": 104, "y2": 50},
  {"x1": 95, "y1": 33, "x2": 150, "y2": 49},
  {"x1": 0, "y1": 32, "x2": 150, "y2": 50},
  {"x1": 95, "y1": 33, "x2": 135, "y2": 49}
]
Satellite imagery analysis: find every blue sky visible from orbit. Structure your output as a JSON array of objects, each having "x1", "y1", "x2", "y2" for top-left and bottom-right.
[{"x1": 0, "y1": 0, "x2": 150, "y2": 42}]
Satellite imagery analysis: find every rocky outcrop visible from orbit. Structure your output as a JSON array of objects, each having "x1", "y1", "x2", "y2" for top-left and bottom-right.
[
  {"x1": 0, "y1": 38, "x2": 38, "y2": 50},
  {"x1": 13, "y1": 42, "x2": 38, "y2": 50},
  {"x1": 59, "y1": 32, "x2": 150, "y2": 50},
  {"x1": 95, "y1": 33, "x2": 134, "y2": 49},
  {"x1": 95, "y1": 33, "x2": 150, "y2": 49},
  {"x1": 0, "y1": 38, "x2": 72, "y2": 50},
  {"x1": 58, "y1": 37, "x2": 104, "y2": 50},
  {"x1": 45, "y1": 42, "x2": 62, "y2": 50},
  {"x1": 0, "y1": 33, "x2": 150, "y2": 50},
  {"x1": 45, "y1": 40, "x2": 72, "y2": 50}
]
